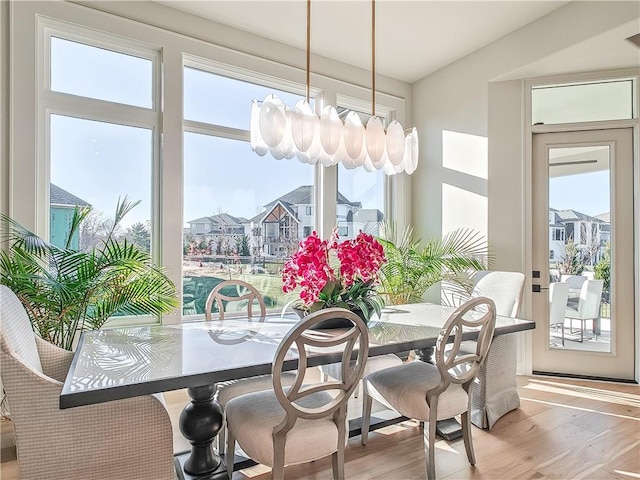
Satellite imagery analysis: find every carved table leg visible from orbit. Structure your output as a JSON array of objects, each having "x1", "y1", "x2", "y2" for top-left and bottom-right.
[{"x1": 178, "y1": 384, "x2": 225, "y2": 477}]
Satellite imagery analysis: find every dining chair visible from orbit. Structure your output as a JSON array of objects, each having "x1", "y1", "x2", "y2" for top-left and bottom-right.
[
  {"x1": 204, "y1": 279, "x2": 266, "y2": 320},
  {"x1": 361, "y1": 297, "x2": 496, "y2": 480},
  {"x1": 0, "y1": 285, "x2": 175, "y2": 480},
  {"x1": 565, "y1": 279, "x2": 604, "y2": 342},
  {"x1": 225, "y1": 308, "x2": 369, "y2": 480},
  {"x1": 465, "y1": 270, "x2": 525, "y2": 429},
  {"x1": 548, "y1": 281, "x2": 570, "y2": 346},
  {"x1": 205, "y1": 279, "x2": 295, "y2": 451}
]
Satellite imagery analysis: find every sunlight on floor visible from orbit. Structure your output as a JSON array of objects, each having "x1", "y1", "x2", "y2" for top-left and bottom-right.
[
  {"x1": 614, "y1": 470, "x2": 640, "y2": 478},
  {"x1": 523, "y1": 378, "x2": 640, "y2": 407}
]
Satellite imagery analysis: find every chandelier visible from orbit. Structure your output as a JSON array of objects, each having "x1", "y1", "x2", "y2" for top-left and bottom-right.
[{"x1": 250, "y1": 0, "x2": 418, "y2": 175}]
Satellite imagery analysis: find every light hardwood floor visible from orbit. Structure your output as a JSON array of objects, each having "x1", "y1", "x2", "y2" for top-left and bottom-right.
[{"x1": 1, "y1": 375, "x2": 638, "y2": 479}]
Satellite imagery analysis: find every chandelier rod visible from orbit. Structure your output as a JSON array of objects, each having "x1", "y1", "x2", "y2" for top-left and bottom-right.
[
  {"x1": 371, "y1": 0, "x2": 376, "y2": 117},
  {"x1": 306, "y1": 0, "x2": 311, "y2": 103}
]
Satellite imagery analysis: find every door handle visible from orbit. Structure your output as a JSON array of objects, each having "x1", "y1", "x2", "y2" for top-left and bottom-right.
[{"x1": 532, "y1": 284, "x2": 549, "y2": 293}]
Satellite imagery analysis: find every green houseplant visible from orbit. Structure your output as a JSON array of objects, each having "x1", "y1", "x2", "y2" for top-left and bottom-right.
[
  {"x1": 376, "y1": 221, "x2": 492, "y2": 305},
  {"x1": 0, "y1": 198, "x2": 178, "y2": 350}
]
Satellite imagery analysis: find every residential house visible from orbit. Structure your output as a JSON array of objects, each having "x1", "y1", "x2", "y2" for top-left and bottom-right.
[
  {"x1": 49, "y1": 183, "x2": 91, "y2": 250},
  {"x1": 548, "y1": 208, "x2": 609, "y2": 265}
]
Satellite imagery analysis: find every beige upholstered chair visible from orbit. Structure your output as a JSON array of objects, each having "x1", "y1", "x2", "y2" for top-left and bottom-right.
[
  {"x1": 0, "y1": 285, "x2": 174, "y2": 480},
  {"x1": 549, "y1": 281, "x2": 570, "y2": 346},
  {"x1": 225, "y1": 308, "x2": 369, "y2": 480},
  {"x1": 565, "y1": 279, "x2": 604, "y2": 342},
  {"x1": 466, "y1": 270, "x2": 525, "y2": 429},
  {"x1": 319, "y1": 352, "x2": 403, "y2": 398},
  {"x1": 361, "y1": 297, "x2": 496, "y2": 480},
  {"x1": 205, "y1": 279, "x2": 295, "y2": 451}
]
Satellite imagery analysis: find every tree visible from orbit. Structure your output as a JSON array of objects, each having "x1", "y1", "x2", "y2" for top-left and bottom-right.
[
  {"x1": 79, "y1": 209, "x2": 112, "y2": 252},
  {"x1": 126, "y1": 221, "x2": 151, "y2": 253},
  {"x1": 559, "y1": 236, "x2": 584, "y2": 276},
  {"x1": 237, "y1": 234, "x2": 251, "y2": 256},
  {"x1": 594, "y1": 241, "x2": 610, "y2": 290}
]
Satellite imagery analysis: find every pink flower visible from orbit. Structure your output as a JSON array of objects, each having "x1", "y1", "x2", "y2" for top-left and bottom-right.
[{"x1": 282, "y1": 230, "x2": 386, "y2": 307}]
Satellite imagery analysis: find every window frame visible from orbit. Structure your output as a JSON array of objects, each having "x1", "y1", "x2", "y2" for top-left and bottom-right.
[{"x1": 8, "y1": 0, "x2": 411, "y2": 325}]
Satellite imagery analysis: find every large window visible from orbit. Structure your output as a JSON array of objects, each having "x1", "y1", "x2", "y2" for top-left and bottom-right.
[
  {"x1": 10, "y1": 1, "x2": 406, "y2": 325},
  {"x1": 46, "y1": 31, "x2": 158, "y2": 257},
  {"x1": 182, "y1": 67, "x2": 313, "y2": 318}
]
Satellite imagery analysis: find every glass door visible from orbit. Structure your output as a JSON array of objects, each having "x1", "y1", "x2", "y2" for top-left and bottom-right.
[{"x1": 532, "y1": 128, "x2": 635, "y2": 380}]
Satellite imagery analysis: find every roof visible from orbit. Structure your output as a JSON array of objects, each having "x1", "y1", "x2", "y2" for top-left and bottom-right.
[
  {"x1": 553, "y1": 209, "x2": 604, "y2": 224},
  {"x1": 187, "y1": 213, "x2": 246, "y2": 226},
  {"x1": 50, "y1": 184, "x2": 91, "y2": 207},
  {"x1": 264, "y1": 185, "x2": 360, "y2": 209}
]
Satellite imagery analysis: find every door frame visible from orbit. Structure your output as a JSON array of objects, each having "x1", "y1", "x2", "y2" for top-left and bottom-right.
[
  {"x1": 522, "y1": 71, "x2": 640, "y2": 382},
  {"x1": 530, "y1": 128, "x2": 635, "y2": 380}
]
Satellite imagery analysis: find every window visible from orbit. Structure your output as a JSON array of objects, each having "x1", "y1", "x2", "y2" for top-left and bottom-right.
[
  {"x1": 11, "y1": 2, "x2": 407, "y2": 325},
  {"x1": 532, "y1": 78, "x2": 635, "y2": 125},
  {"x1": 46, "y1": 31, "x2": 158, "y2": 259},
  {"x1": 51, "y1": 36, "x2": 153, "y2": 108},
  {"x1": 552, "y1": 228, "x2": 565, "y2": 241},
  {"x1": 182, "y1": 67, "x2": 313, "y2": 318},
  {"x1": 549, "y1": 250, "x2": 554, "y2": 260},
  {"x1": 336, "y1": 109, "x2": 385, "y2": 239}
]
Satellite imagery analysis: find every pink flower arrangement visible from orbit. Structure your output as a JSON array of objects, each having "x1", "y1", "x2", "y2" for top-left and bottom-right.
[{"x1": 282, "y1": 229, "x2": 386, "y2": 321}]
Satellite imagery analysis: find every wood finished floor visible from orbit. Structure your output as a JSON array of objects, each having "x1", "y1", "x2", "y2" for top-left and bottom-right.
[{"x1": 1, "y1": 375, "x2": 638, "y2": 479}]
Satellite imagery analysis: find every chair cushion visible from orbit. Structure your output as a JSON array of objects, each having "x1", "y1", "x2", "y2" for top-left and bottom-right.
[
  {"x1": 363, "y1": 361, "x2": 468, "y2": 421},
  {"x1": 226, "y1": 388, "x2": 345, "y2": 467},
  {"x1": 216, "y1": 372, "x2": 297, "y2": 407},
  {"x1": 0, "y1": 286, "x2": 43, "y2": 373},
  {"x1": 320, "y1": 353, "x2": 403, "y2": 381}
]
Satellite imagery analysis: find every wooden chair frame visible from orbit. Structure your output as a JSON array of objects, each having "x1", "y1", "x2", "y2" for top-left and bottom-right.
[{"x1": 226, "y1": 308, "x2": 369, "y2": 480}]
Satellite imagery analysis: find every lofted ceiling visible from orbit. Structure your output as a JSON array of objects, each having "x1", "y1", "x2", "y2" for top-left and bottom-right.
[{"x1": 158, "y1": 0, "x2": 578, "y2": 83}]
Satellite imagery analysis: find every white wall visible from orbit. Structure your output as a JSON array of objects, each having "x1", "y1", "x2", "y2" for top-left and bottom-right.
[{"x1": 411, "y1": 1, "x2": 639, "y2": 306}]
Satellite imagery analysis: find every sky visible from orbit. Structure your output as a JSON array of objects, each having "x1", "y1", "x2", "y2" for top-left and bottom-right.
[
  {"x1": 49, "y1": 38, "x2": 384, "y2": 231},
  {"x1": 550, "y1": 170, "x2": 609, "y2": 217},
  {"x1": 50, "y1": 34, "x2": 608, "y2": 235}
]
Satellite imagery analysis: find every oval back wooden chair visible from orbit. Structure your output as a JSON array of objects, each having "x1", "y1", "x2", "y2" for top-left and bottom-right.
[
  {"x1": 361, "y1": 297, "x2": 496, "y2": 480},
  {"x1": 204, "y1": 279, "x2": 266, "y2": 320},
  {"x1": 225, "y1": 308, "x2": 369, "y2": 480}
]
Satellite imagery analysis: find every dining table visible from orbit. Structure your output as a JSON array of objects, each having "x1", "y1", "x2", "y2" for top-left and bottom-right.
[{"x1": 60, "y1": 303, "x2": 535, "y2": 480}]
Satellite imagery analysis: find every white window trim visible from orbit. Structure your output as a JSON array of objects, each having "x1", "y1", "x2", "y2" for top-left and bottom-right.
[{"x1": 9, "y1": 0, "x2": 412, "y2": 325}]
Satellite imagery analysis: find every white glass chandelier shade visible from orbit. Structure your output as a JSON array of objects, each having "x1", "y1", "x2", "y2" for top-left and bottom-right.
[
  {"x1": 249, "y1": 0, "x2": 418, "y2": 175},
  {"x1": 251, "y1": 96, "x2": 418, "y2": 174}
]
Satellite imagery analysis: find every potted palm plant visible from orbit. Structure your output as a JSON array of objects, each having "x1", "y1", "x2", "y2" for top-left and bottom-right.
[
  {"x1": 376, "y1": 221, "x2": 492, "y2": 305},
  {"x1": 0, "y1": 198, "x2": 178, "y2": 350}
]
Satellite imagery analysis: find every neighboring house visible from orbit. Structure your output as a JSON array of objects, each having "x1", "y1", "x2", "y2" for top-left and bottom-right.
[
  {"x1": 250, "y1": 185, "x2": 379, "y2": 257},
  {"x1": 549, "y1": 208, "x2": 609, "y2": 264},
  {"x1": 184, "y1": 212, "x2": 248, "y2": 254},
  {"x1": 49, "y1": 184, "x2": 91, "y2": 250},
  {"x1": 184, "y1": 185, "x2": 382, "y2": 258}
]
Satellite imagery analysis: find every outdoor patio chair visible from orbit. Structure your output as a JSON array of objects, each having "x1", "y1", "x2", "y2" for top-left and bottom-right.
[
  {"x1": 0, "y1": 286, "x2": 175, "y2": 480},
  {"x1": 565, "y1": 279, "x2": 604, "y2": 342},
  {"x1": 549, "y1": 281, "x2": 570, "y2": 346}
]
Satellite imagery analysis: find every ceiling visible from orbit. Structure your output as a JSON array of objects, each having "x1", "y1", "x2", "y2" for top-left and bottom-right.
[{"x1": 158, "y1": 1, "x2": 575, "y2": 83}]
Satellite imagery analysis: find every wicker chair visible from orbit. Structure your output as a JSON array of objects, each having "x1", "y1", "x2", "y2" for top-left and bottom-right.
[{"x1": 0, "y1": 285, "x2": 175, "y2": 480}]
